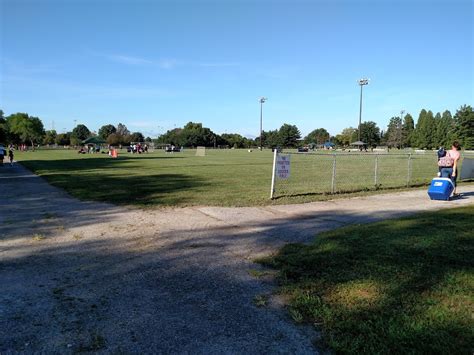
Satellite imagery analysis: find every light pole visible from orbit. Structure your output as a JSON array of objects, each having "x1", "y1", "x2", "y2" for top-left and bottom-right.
[
  {"x1": 357, "y1": 78, "x2": 369, "y2": 141},
  {"x1": 399, "y1": 110, "x2": 405, "y2": 149},
  {"x1": 259, "y1": 97, "x2": 267, "y2": 150}
]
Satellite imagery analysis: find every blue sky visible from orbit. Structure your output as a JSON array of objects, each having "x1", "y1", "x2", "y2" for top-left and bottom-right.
[{"x1": 1, "y1": 0, "x2": 472, "y2": 138}]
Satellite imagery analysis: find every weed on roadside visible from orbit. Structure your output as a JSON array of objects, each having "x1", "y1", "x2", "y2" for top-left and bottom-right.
[
  {"x1": 253, "y1": 294, "x2": 269, "y2": 308},
  {"x1": 32, "y1": 234, "x2": 45, "y2": 241}
]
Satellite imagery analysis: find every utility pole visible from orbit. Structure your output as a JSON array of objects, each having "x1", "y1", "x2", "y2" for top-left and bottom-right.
[
  {"x1": 259, "y1": 97, "x2": 267, "y2": 150},
  {"x1": 357, "y1": 79, "x2": 369, "y2": 141},
  {"x1": 400, "y1": 110, "x2": 405, "y2": 149}
]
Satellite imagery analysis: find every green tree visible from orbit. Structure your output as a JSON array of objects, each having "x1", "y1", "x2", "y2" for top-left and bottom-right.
[
  {"x1": 6, "y1": 113, "x2": 45, "y2": 148},
  {"x1": 335, "y1": 127, "x2": 357, "y2": 146},
  {"x1": 98, "y1": 124, "x2": 117, "y2": 139},
  {"x1": 261, "y1": 129, "x2": 280, "y2": 148},
  {"x1": 304, "y1": 128, "x2": 330, "y2": 145},
  {"x1": 107, "y1": 133, "x2": 121, "y2": 146},
  {"x1": 43, "y1": 130, "x2": 57, "y2": 145},
  {"x1": 116, "y1": 123, "x2": 130, "y2": 136},
  {"x1": 221, "y1": 133, "x2": 246, "y2": 148},
  {"x1": 385, "y1": 116, "x2": 402, "y2": 148},
  {"x1": 71, "y1": 124, "x2": 91, "y2": 145},
  {"x1": 435, "y1": 110, "x2": 454, "y2": 148},
  {"x1": 55, "y1": 132, "x2": 71, "y2": 146},
  {"x1": 0, "y1": 110, "x2": 6, "y2": 143},
  {"x1": 278, "y1": 124, "x2": 301, "y2": 148},
  {"x1": 359, "y1": 121, "x2": 380, "y2": 147},
  {"x1": 402, "y1": 113, "x2": 415, "y2": 147},
  {"x1": 453, "y1": 105, "x2": 474, "y2": 149},
  {"x1": 129, "y1": 132, "x2": 145, "y2": 143},
  {"x1": 413, "y1": 109, "x2": 436, "y2": 149}
]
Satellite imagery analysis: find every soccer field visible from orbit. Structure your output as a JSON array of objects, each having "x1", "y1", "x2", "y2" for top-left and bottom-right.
[{"x1": 14, "y1": 148, "x2": 441, "y2": 207}]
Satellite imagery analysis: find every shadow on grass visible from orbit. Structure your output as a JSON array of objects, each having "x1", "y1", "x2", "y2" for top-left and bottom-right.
[
  {"x1": 260, "y1": 206, "x2": 474, "y2": 354},
  {"x1": 18, "y1": 159, "x2": 208, "y2": 206}
]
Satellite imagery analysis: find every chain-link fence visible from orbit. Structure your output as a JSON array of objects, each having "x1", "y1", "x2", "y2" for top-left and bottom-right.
[{"x1": 270, "y1": 151, "x2": 473, "y2": 199}]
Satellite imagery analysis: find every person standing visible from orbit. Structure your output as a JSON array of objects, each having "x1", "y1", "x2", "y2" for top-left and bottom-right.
[
  {"x1": 8, "y1": 149, "x2": 14, "y2": 166},
  {"x1": 440, "y1": 141, "x2": 461, "y2": 196}
]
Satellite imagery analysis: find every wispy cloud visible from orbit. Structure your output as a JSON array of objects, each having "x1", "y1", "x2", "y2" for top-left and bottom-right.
[
  {"x1": 158, "y1": 59, "x2": 178, "y2": 69},
  {"x1": 96, "y1": 51, "x2": 239, "y2": 70},
  {"x1": 195, "y1": 62, "x2": 240, "y2": 68},
  {"x1": 4, "y1": 74, "x2": 180, "y2": 100},
  {"x1": 108, "y1": 54, "x2": 153, "y2": 65}
]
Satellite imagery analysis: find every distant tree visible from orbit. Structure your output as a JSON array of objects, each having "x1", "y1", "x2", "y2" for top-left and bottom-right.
[
  {"x1": 385, "y1": 116, "x2": 402, "y2": 148},
  {"x1": 107, "y1": 133, "x2": 121, "y2": 146},
  {"x1": 359, "y1": 121, "x2": 380, "y2": 147},
  {"x1": 262, "y1": 129, "x2": 281, "y2": 148},
  {"x1": 0, "y1": 109, "x2": 6, "y2": 143},
  {"x1": 304, "y1": 128, "x2": 330, "y2": 145},
  {"x1": 71, "y1": 124, "x2": 91, "y2": 145},
  {"x1": 402, "y1": 113, "x2": 415, "y2": 147},
  {"x1": 98, "y1": 124, "x2": 117, "y2": 139},
  {"x1": 43, "y1": 130, "x2": 57, "y2": 145},
  {"x1": 180, "y1": 122, "x2": 212, "y2": 147},
  {"x1": 413, "y1": 109, "x2": 436, "y2": 149},
  {"x1": 157, "y1": 128, "x2": 183, "y2": 146},
  {"x1": 335, "y1": 127, "x2": 357, "y2": 146},
  {"x1": 434, "y1": 110, "x2": 453, "y2": 148},
  {"x1": 129, "y1": 132, "x2": 145, "y2": 143},
  {"x1": 278, "y1": 124, "x2": 301, "y2": 148},
  {"x1": 116, "y1": 123, "x2": 130, "y2": 136},
  {"x1": 6, "y1": 113, "x2": 45, "y2": 148},
  {"x1": 145, "y1": 137, "x2": 152, "y2": 143},
  {"x1": 55, "y1": 132, "x2": 71, "y2": 146},
  {"x1": 221, "y1": 133, "x2": 246, "y2": 148},
  {"x1": 453, "y1": 105, "x2": 474, "y2": 149}
]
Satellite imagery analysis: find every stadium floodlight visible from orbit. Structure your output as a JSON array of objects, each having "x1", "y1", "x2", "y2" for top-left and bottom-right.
[
  {"x1": 400, "y1": 110, "x2": 405, "y2": 148},
  {"x1": 357, "y1": 78, "x2": 370, "y2": 141},
  {"x1": 259, "y1": 97, "x2": 267, "y2": 150}
]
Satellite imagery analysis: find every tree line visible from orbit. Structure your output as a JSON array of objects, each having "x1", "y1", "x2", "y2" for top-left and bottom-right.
[{"x1": 0, "y1": 105, "x2": 472, "y2": 150}]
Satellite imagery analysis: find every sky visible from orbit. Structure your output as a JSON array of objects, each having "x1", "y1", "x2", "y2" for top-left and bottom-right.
[{"x1": 1, "y1": 0, "x2": 473, "y2": 138}]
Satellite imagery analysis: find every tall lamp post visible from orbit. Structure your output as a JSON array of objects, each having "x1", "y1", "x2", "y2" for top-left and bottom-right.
[
  {"x1": 357, "y1": 78, "x2": 369, "y2": 141},
  {"x1": 259, "y1": 97, "x2": 267, "y2": 150},
  {"x1": 399, "y1": 110, "x2": 405, "y2": 149}
]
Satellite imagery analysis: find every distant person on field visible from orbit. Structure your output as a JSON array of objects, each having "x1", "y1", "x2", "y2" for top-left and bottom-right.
[
  {"x1": 439, "y1": 141, "x2": 461, "y2": 196},
  {"x1": 8, "y1": 149, "x2": 14, "y2": 166}
]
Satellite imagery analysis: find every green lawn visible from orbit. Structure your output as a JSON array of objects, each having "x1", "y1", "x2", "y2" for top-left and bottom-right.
[
  {"x1": 258, "y1": 205, "x2": 474, "y2": 354},
  {"x1": 14, "y1": 148, "x2": 443, "y2": 206}
]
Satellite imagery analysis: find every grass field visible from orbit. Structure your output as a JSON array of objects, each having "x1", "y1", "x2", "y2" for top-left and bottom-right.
[
  {"x1": 12, "y1": 148, "x2": 450, "y2": 207},
  {"x1": 258, "y1": 205, "x2": 474, "y2": 354}
]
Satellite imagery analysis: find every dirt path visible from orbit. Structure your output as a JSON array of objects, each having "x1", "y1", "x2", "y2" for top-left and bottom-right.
[{"x1": 1, "y1": 162, "x2": 472, "y2": 353}]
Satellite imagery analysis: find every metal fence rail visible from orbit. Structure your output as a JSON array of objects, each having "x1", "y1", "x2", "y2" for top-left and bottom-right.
[{"x1": 270, "y1": 151, "x2": 472, "y2": 199}]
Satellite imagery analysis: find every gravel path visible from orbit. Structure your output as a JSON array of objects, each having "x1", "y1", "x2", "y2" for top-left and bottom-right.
[{"x1": 1, "y1": 162, "x2": 472, "y2": 353}]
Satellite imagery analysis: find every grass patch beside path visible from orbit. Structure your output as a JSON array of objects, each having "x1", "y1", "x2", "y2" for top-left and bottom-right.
[{"x1": 258, "y1": 205, "x2": 474, "y2": 354}]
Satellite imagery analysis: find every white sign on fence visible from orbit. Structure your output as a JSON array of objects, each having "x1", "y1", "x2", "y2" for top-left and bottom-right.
[{"x1": 276, "y1": 154, "x2": 291, "y2": 179}]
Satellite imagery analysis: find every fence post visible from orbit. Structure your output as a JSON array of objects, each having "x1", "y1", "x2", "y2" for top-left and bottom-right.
[
  {"x1": 374, "y1": 154, "x2": 378, "y2": 187},
  {"x1": 407, "y1": 153, "x2": 412, "y2": 187},
  {"x1": 331, "y1": 154, "x2": 336, "y2": 194},
  {"x1": 270, "y1": 149, "x2": 278, "y2": 199}
]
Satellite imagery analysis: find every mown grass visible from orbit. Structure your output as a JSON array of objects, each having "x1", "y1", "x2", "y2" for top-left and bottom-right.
[
  {"x1": 258, "y1": 205, "x2": 474, "y2": 354},
  {"x1": 15, "y1": 148, "x2": 444, "y2": 207}
]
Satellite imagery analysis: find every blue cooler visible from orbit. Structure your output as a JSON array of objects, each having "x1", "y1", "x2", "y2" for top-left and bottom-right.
[{"x1": 427, "y1": 178, "x2": 454, "y2": 201}]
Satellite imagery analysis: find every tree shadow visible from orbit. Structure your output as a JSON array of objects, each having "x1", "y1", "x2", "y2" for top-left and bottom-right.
[{"x1": 13, "y1": 159, "x2": 209, "y2": 207}]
